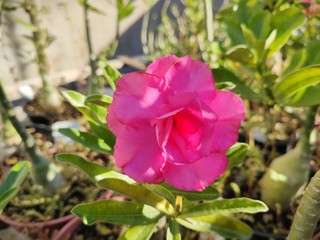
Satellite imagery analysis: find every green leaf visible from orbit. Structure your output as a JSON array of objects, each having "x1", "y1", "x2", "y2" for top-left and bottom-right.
[
  {"x1": 57, "y1": 154, "x2": 175, "y2": 216},
  {"x1": 85, "y1": 94, "x2": 113, "y2": 108},
  {"x1": 177, "y1": 214, "x2": 253, "y2": 240},
  {"x1": 117, "y1": 0, "x2": 134, "y2": 21},
  {"x1": 118, "y1": 223, "x2": 156, "y2": 240},
  {"x1": 227, "y1": 143, "x2": 249, "y2": 170},
  {"x1": 72, "y1": 200, "x2": 161, "y2": 225},
  {"x1": 0, "y1": 161, "x2": 31, "y2": 213},
  {"x1": 281, "y1": 85, "x2": 320, "y2": 107},
  {"x1": 180, "y1": 198, "x2": 268, "y2": 218},
  {"x1": 56, "y1": 153, "x2": 130, "y2": 182},
  {"x1": 78, "y1": 0, "x2": 105, "y2": 14},
  {"x1": 14, "y1": 17, "x2": 37, "y2": 31},
  {"x1": 225, "y1": 45, "x2": 255, "y2": 65},
  {"x1": 142, "y1": 184, "x2": 176, "y2": 206},
  {"x1": 248, "y1": 11, "x2": 271, "y2": 40},
  {"x1": 162, "y1": 183, "x2": 220, "y2": 201},
  {"x1": 101, "y1": 64, "x2": 121, "y2": 91},
  {"x1": 98, "y1": 179, "x2": 175, "y2": 216},
  {"x1": 213, "y1": 68, "x2": 264, "y2": 101},
  {"x1": 89, "y1": 120, "x2": 115, "y2": 148},
  {"x1": 58, "y1": 128, "x2": 113, "y2": 154},
  {"x1": 268, "y1": 7, "x2": 305, "y2": 55},
  {"x1": 166, "y1": 218, "x2": 181, "y2": 240},
  {"x1": 62, "y1": 90, "x2": 105, "y2": 124},
  {"x1": 273, "y1": 65, "x2": 320, "y2": 102},
  {"x1": 61, "y1": 90, "x2": 86, "y2": 108}
]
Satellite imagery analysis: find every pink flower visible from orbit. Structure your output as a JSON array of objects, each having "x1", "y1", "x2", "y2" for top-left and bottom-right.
[{"x1": 107, "y1": 55, "x2": 246, "y2": 191}]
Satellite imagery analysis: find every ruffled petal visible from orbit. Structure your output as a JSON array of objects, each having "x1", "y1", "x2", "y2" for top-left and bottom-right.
[
  {"x1": 162, "y1": 153, "x2": 228, "y2": 191},
  {"x1": 146, "y1": 55, "x2": 179, "y2": 77},
  {"x1": 106, "y1": 104, "x2": 125, "y2": 136},
  {"x1": 200, "y1": 90, "x2": 246, "y2": 121},
  {"x1": 164, "y1": 56, "x2": 215, "y2": 94},
  {"x1": 109, "y1": 72, "x2": 165, "y2": 125},
  {"x1": 114, "y1": 122, "x2": 164, "y2": 183}
]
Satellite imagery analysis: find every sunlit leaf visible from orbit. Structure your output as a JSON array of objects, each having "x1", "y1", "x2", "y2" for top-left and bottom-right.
[
  {"x1": 177, "y1": 214, "x2": 253, "y2": 240},
  {"x1": 72, "y1": 200, "x2": 161, "y2": 225},
  {"x1": 268, "y1": 7, "x2": 305, "y2": 55},
  {"x1": 0, "y1": 161, "x2": 31, "y2": 213},
  {"x1": 58, "y1": 128, "x2": 113, "y2": 154},
  {"x1": 98, "y1": 179, "x2": 175, "y2": 216},
  {"x1": 180, "y1": 198, "x2": 268, "y2": 218},
  {"x1": 85, "y1": 94, "x2": 113, "y2": 108},
  {"x1": 273, "y1": 65, "x2": 320, "y2": 103},
  {"x1": 166, "y1": 218, "x2": 181, "y2": 240},
  {"x1": 118, "y1": 223, "x2": 157, "y2": 240},
  {"x1": 227, "y1": 143, "x2": 249, "y2": 170}
]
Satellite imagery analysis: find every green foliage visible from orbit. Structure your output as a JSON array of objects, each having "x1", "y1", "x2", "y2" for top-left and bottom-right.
[
  {"x1": 72, "y1": 200, "x2": 162, "y2": 225},
  {"x1": 273, "y1": 65, "x2": 320, "y2": 106},
  {"x1": 177, "y1": 214, "x2": 253, "y2": 240},
  {"x1": 118, "y1": 223, "x2": 157, "y2": 240},
  {"x1": 226, "y1": 143, "x2": 249, "y2": 170},
  {"x1": 78, "y1": 0, "x2": 105, "y2": 15},
  {"x1": 0, "y1": 161, "x2": 31, "y2": 213}
]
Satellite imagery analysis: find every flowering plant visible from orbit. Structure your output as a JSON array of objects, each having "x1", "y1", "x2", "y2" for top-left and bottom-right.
[{"x1": 57, "y1": 55, "x2": 267, "y2": 239}]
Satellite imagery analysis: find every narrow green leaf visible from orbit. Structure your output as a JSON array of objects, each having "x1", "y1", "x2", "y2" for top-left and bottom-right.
[
  {"x1": 180, "y1": 198, "x2": 268, "y2": 218},
  {"x1": 213, "y1": 68, "x2": 264, "y2": 101},
  {"x1": 0, "y1": 161, "x2": 31, "y2": 196},
  {"x1": 268, "y1": 7, "x2": 305, "y2": 55},
  {"x1": 227, "y1": 143, "x2": 249, "y2": 170},
  {"x1": 78, "y1": 0, "x2": 105, "y2": 14},
  {"x1": 61, "y1": 90, "x2": 86, "y2": 108},
  {"x1": 119, "y1": 223, "x2": 156, "y2": 240},
  {"x1": 58, "y1": 128, "x2": 113, "y2": 154},
  {"x1": 14, "y1": 17, "x2": 37, "y2": 31},
  {"x1": 102, "y1": 64, "x2": 121, "y2": 91},
  {"x1": 273, "y1": 65, "x2": 320, "y2": 101},
  {"x1": 89, "y1": 120, "x2": 115, "y2": 148},
  {"x1": 85, "y1": 94, "x2": 113, "y2": 108},
  {"x1": 166, "y1": 218, "x2": 181, "y2": 240},
  {"x1": 62, "y1": 90, "x2": 105, "y2": 124},
  {"x1": 56, "y1": 153, "x2": 111, "y2": 180},
  {"x1": 98, "y1": 179, "x2": 175, "y2": 216},
  {"x1": 161, "y1": 183, "x2": 220, "y2": 201},
  {"x1": 225, "y1": 45, "x2": 255, "y2": 65},
  {"x1": 281, "y1": 85, "x2": 320, "y2": 107},
  {"x1": 72, "y1": 200, "x2": 161, "y2": 225},
  {"x1": 0, "y1": 188, "x2": 19, "y2": 213},
  {"x1": 177, "y1": 214, "x2": 253, "y2": 240},
  {"x1": 0, "y1": 161, "x2": 31, "y2": 213},
  {"x1": 142, "y1": 184, "x2": 176, "y2": 206}
]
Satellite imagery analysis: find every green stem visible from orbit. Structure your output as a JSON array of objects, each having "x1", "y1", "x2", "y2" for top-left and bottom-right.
[
  {"x1": 287, "y1": 170, "x2": 320, "y2": 240},
  {"x1": 0, "y1": 79, "x2": 64, "y2": 193},
  {"x1": 24, "y1": 0, "x2": 50, "y2": 90},
  {"x1": 204, "y1": 0, "x2": 214, "y2": 42},
  {"x1": 84, "y1": 0, "x2": 99, "y2": 94}
]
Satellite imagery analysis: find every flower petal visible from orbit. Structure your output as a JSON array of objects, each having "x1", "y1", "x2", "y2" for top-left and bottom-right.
[
  {"x1": 146, "y1": 55, "x2": 179, "y2": 77},
  {"x1": 109, "y1": 72, "x2": 165, "y2": 125},
  {"x1": 164, "y1": 56, "x2": 215, "y2": 94},
  {"x1": 201, "y1": 90, "x2": 246, "y2": 121},
  {"x1": 162, "y1": 153, "x2": 228, "y2": 191},
  {"x1": 114, "y1": 122, "x2": 164, "y2": 183}
]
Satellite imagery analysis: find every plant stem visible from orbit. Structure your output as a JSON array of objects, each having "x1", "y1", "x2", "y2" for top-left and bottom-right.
[
  {"x1": 24, "y1": 0, "x2": 50, "y2": 90},
  {"x1": 84, "y1": 0, "x2": 99, "y2": 94},
  {"x1": 204, "y1": 0, "x2": 214, "y2": 42},
  {"x1": 287, "y1": 169, "x2": 320, "y2": 240},
  {"x1": 0, "y1": 79, "x2": 64, "y2": 194},
  {"x1": 287, "y1": 105, "x2": 319, "y2": 240}
]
